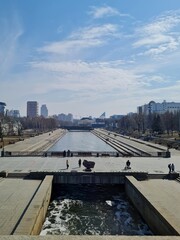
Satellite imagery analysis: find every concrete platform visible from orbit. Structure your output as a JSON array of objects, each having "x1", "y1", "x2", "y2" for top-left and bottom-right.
[
  {"x1": 126, "y1": 177, "x2": 180, "y2": 235},
  {"x1": 0, "y1": 178, "x2": 41, "y2": 235},
  {"x1": 1, "y1": 129, "x2": 66, "y2": 152},
  {"x1": 0, "y1": 154, "x2": 179, "y2": 175}
]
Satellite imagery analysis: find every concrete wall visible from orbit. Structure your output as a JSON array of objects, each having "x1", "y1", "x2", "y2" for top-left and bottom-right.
[
  {"x1": 28, "y1": 172, "x2": 148, "y2": 184},
  {"x1": 0, "y1": 236, "x2": 180, "y2": 240},
  {"x1": 1, "y1": 236, "x2": 180, "y2": 240},
  {"x1": 13, "y1": 175, "x2": 53, "y2": 235},
  {"x1": 125, "y1": 176, "x2": 179, "y2": 236}
]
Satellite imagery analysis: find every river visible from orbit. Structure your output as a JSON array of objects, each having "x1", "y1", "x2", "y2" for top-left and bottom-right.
[
  {"x1": 40, "y1": 184, "x2": 152, "y2": 236},
  {"x1": 48, "y1": 131, "x2": 115, "y2": 152}
]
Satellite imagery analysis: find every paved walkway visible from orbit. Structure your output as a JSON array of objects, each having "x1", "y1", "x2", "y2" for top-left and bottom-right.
[
  {"x1": 0, "y1": 154, "x2": 179, "y2": 174},
  {"x1": 93, "y1": 129, "x2": 168, "y2": 153},
  {"x1": 0, "y1": 178, "x2": 41, "y2": 235},
  {"x1": 1, "y1": 129, "x2": 66, "y2": 152}
]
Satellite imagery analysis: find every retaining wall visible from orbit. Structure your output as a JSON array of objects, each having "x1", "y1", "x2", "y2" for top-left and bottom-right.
[
  {"x1": 13, "y1": 175, "x2": 53, "y2": 235},
  {"x1": 28, "y1": 171, "x2": 148, "y2": 184},
  {"x1": 125, "y1": 176, "x2": 179, "y2": 236}
]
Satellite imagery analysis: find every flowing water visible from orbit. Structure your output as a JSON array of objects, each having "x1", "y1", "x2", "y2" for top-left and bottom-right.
[{"x1": 40, "y1": 185, "x2": 153, "y2": 236}]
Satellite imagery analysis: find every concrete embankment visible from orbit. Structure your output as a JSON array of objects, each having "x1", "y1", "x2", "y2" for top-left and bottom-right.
[
  {"x1": 0, "y1": 179, "x2": 41, "y2": 235},
  {"x1": 0, "y1": 176, "x2": 53, "y2": 235},
  {"x1": 14, "y1": 176, "x2": 53, "y2": 235},
  {"x1": 0, "y1": 236, "x2": 180, "y2": 240},
  {"x1": 125, "y1": 176, "x2": 180, "y2": 236},
  {"x1": 92, "y1": 129, "x2": 169, "y2": 157},
  {"x1": 28, "y1": 171, "x2": 148, "y2": 184},
  {"x1": 0, "y1": 171, "x2": 179, "y2": 238},
  {"x1": 2, "y1": 129, "x2": 67, "y2": 153}
]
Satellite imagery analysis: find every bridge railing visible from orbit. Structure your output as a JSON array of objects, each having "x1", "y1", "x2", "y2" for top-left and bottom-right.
[{"x1": 1, "y1": 150, "x2": 170, "y2": 158}]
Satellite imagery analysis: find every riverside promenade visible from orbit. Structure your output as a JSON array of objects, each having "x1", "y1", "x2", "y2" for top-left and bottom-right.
[{"x1": 0, "y1": 129, "x2": 180, "y2": 238}]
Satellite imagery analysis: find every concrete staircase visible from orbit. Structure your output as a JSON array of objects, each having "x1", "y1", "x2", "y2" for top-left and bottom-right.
[{"x1": 176, "y1": 176, "x2": 180, "y2": 183}]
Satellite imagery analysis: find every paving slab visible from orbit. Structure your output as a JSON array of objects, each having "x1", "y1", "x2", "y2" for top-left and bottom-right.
[
  {"x1": 0, "y1": 179, "x2": 41, "y2": 235},
  {"x1": 1, "y1": 129, "x2": 66, "y2": 152},
  {"x1": 0, "y1": 154, "x2": 180, "y2": 174}
]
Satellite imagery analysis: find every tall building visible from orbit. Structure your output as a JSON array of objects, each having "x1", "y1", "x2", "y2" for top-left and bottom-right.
[
  {"x1": 27, "y1": 101, "x2": 38, "y2": 118},
  {"x1": 41, "y1": 104, "x2": 48, "y2": 118},
  {"x1": 0, "y1": 102, "x2": 6, "y2": 115},
  {"x1": 137, "y1": 100, "x2": 180, "y2": 115}
]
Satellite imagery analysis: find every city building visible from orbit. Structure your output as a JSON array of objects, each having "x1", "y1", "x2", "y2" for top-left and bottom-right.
[
  {"x1": 0, "y1": 102, "x2": 6, "y2": 116},
  {"x1": 137, "y1": 100, "x2": 180, "y2": 115},
  {"x1": 78, "y1": 117, "x2": 93, "y2": 126},
  {"x1": 110, "y1": 115, "x2": 124, "y2": 120},
  {"x1": 58, "y1": 113, "x2": 73, "y2": 122},
  {"x1": 41, "y1": 104, "x2": 48, "y2": 118},
  {"x1": 7, "y1": 110, "x2": 20, "y2": 118},
  {"x1": 27, "y1": 101, "x2": 38, "y2": 118},
  {"x1": 99, "y1": 112, "x2": 106, "y2": 119}
]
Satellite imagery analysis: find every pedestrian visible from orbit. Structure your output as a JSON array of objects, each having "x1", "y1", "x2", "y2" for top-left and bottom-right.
[
  {"x1": 66, "y1": 159, "x2": 69, "y2": 169},
  {"x1": 171, "y1": 163, "x2": 175, "y2": 172},
  {"x1": 168, "y1": 163, "x2": 172, "y2": 173},
  {"x1": 78, "y1": 159, "x2": 81, "y2": 168},
  {"x1": 125, "y1": 160, "x2": 131, "y2": 170}
]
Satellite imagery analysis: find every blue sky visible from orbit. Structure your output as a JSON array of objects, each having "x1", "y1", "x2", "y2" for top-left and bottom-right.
[{"x1": 1, "y1": 0, "x2": 180, "y2": 118}]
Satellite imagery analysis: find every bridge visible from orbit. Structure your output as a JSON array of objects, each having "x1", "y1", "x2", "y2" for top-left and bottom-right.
[{"x1": 61, "y1": 126, "x2": 94, "y2": 131}]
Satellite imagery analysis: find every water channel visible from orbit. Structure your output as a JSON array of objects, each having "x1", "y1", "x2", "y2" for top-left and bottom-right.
[
  {"x1": 41, "y1": 131, "x2": 153, "y2": 236},
  {"x1": 48, "y1": 131, "x2": 116, "y2": 152}
]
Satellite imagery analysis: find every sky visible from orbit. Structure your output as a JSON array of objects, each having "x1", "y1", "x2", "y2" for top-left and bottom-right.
[{"x1": 1, "y1": 0, "x2": 180, "y2": 118}]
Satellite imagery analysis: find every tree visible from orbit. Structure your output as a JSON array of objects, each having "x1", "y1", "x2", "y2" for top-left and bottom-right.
[{"x1": 151, "y1": 114, "x2": 163, "y2": 134}]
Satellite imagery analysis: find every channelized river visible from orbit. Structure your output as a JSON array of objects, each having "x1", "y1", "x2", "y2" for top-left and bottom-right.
[
  {"x1": 41, "y1": 185, "x2": 152, "y2": 236},
  {"x1": 41, "y1": 131, "x2": 153, "y2": 236},
  {"x1": 48, "y1": 131, "x2": 115, "y2": 152}
]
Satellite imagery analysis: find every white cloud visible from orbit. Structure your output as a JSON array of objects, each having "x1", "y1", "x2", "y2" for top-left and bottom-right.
[
  {"x1": 70, "y1": 24, "x2": 119, "y2": 40},
  {"x1": 0, "y1": 14, "x2": 23, "y2": 77},
  {"x1": 30, "y1": 60, "x2": 148, "y2": 95},
  {"x1": 133, "y1": 11, "x2": 180, "y2": 56},
  {"x1": 89, "y1": 5, "x2": 121, "y2": 19},
  {"x1": 39, "y1": 24, "x2": 119, "y2": 55}
]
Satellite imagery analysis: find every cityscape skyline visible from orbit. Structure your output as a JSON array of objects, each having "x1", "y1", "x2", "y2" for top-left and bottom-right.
[{"x1": 1, "y1": 1, "x2": 180, "y2": 116}]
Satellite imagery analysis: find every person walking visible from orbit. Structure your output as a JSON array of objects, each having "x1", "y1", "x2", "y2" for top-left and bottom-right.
[
  {"x1": 168, "y1": 163, "x2": 172, "y2": 173},
  {"x1": 171, "y1": 163, "x2": 175, "y2": 172},
  {"x1": 66, "y1": 159, "x2": 69, "y2": 169},
  {"x1": 78, "y1": 159, "x2": 81, "y2": 168}
]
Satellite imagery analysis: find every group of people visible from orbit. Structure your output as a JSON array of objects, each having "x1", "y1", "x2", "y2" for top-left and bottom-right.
[
  {"x1": 168, "y1": 163, "x2": 175, "y2": 173},
  {"x1": 66, "y1": 158, "x2": 82, "y2": 169}
]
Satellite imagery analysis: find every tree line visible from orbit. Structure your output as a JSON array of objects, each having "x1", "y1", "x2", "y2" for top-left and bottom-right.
[
  {"x1": 106, "y1": 111, "x2": 180, "y2": 137},
  {"x1": 0, "y1": 115, "x2": 59, "y2": 138}
]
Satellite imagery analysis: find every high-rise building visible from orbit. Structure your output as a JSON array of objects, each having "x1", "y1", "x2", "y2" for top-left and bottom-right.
[
  {"x1": 41, "y1": 104, "x2": 48, "y2": 118},
  {"x1": 0, "y1": 102, "x2": 6, "y2": 115},
  {"x1": 27, "y1": 101, "x2": 38, "y2": 118}
]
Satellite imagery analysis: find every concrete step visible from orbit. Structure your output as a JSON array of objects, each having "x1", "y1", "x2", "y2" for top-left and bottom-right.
[{"x1": 176, "y1": 177, "x2": 180, "y2": 183}]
